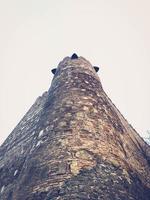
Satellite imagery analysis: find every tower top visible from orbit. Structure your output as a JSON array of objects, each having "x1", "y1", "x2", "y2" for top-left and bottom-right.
[{"x1": 51, "y1": 54, "x2": 99, "y2": 75}]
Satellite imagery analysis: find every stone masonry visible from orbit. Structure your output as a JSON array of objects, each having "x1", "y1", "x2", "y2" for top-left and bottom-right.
[{"x1": 0, "y1": 56, "x2": 150, "y2": 199}]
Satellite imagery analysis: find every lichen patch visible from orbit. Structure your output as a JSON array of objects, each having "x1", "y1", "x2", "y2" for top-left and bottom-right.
[
  {"x1": 75, "y1": 150, "x2": 93, "y2": 160},
  {"x1": 58, "y1": 121, "x2": 67, "y2": 127},
  {"x1": 70, "y1": 160, "x2": 79, "y2": 175}
]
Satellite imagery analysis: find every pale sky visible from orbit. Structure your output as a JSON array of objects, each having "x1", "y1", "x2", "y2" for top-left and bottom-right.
[{"x1": 0, "y1": 0, "x2": 150, "y2": 145}]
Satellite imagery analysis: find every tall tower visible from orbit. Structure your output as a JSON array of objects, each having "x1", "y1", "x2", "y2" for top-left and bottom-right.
[{"x1": 0, "y1": 55, "x2": 150, "y2": 200}]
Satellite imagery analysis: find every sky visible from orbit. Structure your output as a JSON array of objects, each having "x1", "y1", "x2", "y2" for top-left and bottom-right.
[{"x1": 0, "y1": 0, "x2": 150, "y2": 145}]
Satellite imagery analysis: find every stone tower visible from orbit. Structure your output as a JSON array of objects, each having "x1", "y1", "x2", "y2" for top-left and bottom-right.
[{"x1": 0, "y1": 55, "x2": 150, "y2": 200}]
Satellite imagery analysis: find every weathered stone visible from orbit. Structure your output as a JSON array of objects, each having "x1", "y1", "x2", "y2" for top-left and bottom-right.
[{"x1": 0, "y1": 56, "x2": 150, "y2": 199}]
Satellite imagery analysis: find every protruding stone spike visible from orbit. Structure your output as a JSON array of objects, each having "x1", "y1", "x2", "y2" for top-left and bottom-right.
[
  {"x1": 51, "y1": 68, "x2": 57, "y2": 74},
  {"x1": 71, "y1": 53, "x2": 78, "y2": 59},
  {"x1": 93, "y1": 66, "x2": 99, "y2": 72}
]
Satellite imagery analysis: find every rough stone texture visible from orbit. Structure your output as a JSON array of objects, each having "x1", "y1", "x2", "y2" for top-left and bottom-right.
[{"x1": 0, "y1": 56, "x2": 150, "y2": 200}]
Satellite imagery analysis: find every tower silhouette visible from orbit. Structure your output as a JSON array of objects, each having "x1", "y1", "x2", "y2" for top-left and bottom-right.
[{"x1": 0, "y1": 56, "x2": 150, "y2": 200}]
